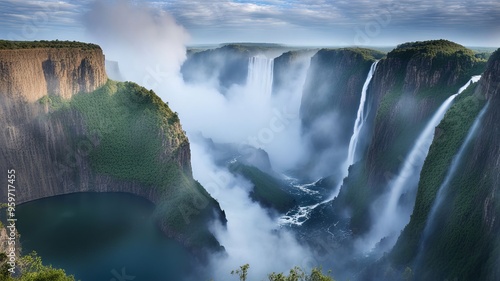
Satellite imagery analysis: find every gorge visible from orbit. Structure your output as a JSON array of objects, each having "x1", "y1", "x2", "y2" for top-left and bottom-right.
[{"x1": 1, "y1": 39, "x2": 499, "y2": 281}]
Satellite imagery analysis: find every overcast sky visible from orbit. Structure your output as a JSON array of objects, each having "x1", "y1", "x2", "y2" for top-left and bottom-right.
[{"x1": 0, "y1": 0, "x2": 499, "y2": 47}]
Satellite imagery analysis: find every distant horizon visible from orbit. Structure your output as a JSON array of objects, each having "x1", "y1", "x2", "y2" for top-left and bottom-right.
[
  {"x1": 1, "y1": 0, "x2": 499, "y2": 49},
  {"x1": 1, "y1": 38, "x2": 497, "y2": 52}
]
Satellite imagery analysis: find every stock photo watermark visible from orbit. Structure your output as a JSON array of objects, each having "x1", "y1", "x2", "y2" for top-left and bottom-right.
[
  {"x1": 7, "y1": 2, "x2": 62, "y2": 41},
  {"x1": 6, "y1": 169, "x2": 17, "y2": 274},
  {"x1": 110, "y1": 267, "x2": 135, "y2": 281},
  {"x1": 177, "y1": 105, "x2": 298, "y2": 224}
]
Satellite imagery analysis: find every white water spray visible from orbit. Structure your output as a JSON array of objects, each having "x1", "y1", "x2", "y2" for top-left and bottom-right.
[
  {"x1": 360, "y1": 75, "x2": 482, "y2": 252},
  {"x1": 329, "y1": 61, "x2": 379, "y2": 199},
  {"x1": 414, "y1": 101, "x2": 489, "y2": 267},
  {"x1": 247, "y1": 56, "x2": 274, "y2": 99},
  {"x1": 346, "y1": 61, "x2": 379, "y2": 169},
  {"x1": 280, "y1": 62, "x2": 380, "y2": 225}
]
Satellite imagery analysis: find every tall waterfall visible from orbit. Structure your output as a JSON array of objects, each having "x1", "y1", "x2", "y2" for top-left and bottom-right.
[
  {"x1": 247, "y1": 56, "x2": 274, "y2": 98},
  {"x1": 330, "y1": 61, "x2": 379, "y2": 199},
  {"x1": 414, "y1": 101, "x2": 489, "y2": 268},
  {"x1": 347, "y1": 61, "x2": 379, "y2": 168},
  {"x1": 360, "y1": 75, "x2": 482, "y2": 252}
]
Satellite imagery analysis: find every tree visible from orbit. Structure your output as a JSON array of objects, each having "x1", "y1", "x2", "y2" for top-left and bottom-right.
[{"x1": 231, "y1": 264, "x2": 250, "y2": 281}]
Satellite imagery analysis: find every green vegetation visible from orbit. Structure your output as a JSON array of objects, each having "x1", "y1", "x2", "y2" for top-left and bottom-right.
[
  {"x1": 70, "y1": 80, "x2": 184, "y2": 188},
  {"x1": 220, "y1": 43, "x2": 286, "y2": 54},
  {"x1": 390, "y1": 81, "x2": 487, "y2": 272},
  {"x1": 392, "y1": 39, "x2": 481, "y2": 59},
  {"x1": 302, "y1": 47, "x2": 379, "y2": 128},
  {"x1": 38, "y1": 95, "x2": 69, "y2": 111},
  {"x1": 39, "y1": 80, "x2": 220, "y2": 248},
  {"x1": 229, "y1": 163, "x2": 296, "y2": 213},
  {"x1": 337, "y1": 47, "x2": 386, "y2": 61},
  {"x1": 371, "y1": 39, "x2": 487, "y2": 179},
  {"x1": 0, "y1": 40, "x2": 100, "y2": 50},
  {"x1": 228, "y1": 264, "x2": 335, "y2": 281},
  {"x1": 0, "y1": 252, "x2": 75, "y2": 281},
  {"x1": 334, "y1": 161, "x2": 372, "y2": 235}
]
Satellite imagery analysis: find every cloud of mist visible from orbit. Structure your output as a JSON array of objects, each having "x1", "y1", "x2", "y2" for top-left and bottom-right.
[
  {"x1": 190, "y1": 141, "x2": 314, "y2": 280},
  {"x1": 82, "y1": 1, "x2": 315, "y2": 280},
  {"x1": 83, "y1": 0, "x2": 311, "y2": 172},
  {"x1": 83, "y1": 0, "x2": 189, "y2": 84}
]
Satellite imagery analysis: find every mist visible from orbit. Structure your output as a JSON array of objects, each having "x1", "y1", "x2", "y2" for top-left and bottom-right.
[
  {"x1": 83, "y1": 0, "x2": 316, "y2": 279},
  {"x1": 190, "y1": 141, "x2": 314, "y2": 280}
]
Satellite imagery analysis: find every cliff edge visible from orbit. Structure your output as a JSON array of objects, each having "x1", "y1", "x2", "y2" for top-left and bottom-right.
[
  {"x1": 0, "y1": 41, "x2": 224, "y2": 251},
  {"x1": 0, "y1": 40, "x2": 107, "y2": 102}
]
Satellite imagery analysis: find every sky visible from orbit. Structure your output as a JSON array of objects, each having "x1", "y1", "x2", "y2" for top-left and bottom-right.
[{"x1": 0, "y1": 0, "x2": 499, "y2": 47}]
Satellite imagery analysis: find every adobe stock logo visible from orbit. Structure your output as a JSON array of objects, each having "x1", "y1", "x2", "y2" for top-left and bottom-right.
[
  {"x1": 351, "y1": 2, "x2": 407, "y2": 45},
  {"x1": 7, "y1": 2, "x2": 63, "y2": 41},
  {"x1": 110, "y1": 268, "x2": 135, "y2": 281}
]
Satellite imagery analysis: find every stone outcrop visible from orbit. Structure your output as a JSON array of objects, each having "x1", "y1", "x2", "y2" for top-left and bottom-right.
[
  {"x1": 299, "y1": 48, "x2": 383, "y2": 177},
  {"x1": 0, "y1": 48, "x2": 107, "y2": 102},
  {"x1": 364, "y1": 40, "x2": 486, "y2": 187},
  {"x1": 0, "y1": 42, "x2": 225, "y2": 251}
]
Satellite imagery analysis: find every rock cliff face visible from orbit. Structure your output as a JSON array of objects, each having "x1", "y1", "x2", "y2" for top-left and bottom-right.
[
  {"x1": 369, "y1": 48, "x2": 499, "y2": 281},
  {"x1": 0, "y1": 42, "x2": 224, "y2": 250},
  {"x1": 319, "y1": 41, "x2": 488, "y2": 239},
  {"x1": 181, "y1": 45, "x2": 252, "y2": 93},
  {"x1": 364, "y1": 40, "x2": 486, "y2": 186},
  {"x1": 272, "y1": 50, "x2": 312, "y2": 94},
  {"x1": 0, "y1": 48, "x2": 107, "y2": 102},
  {"x1": 299, "y1": 48, "x2": 383, "y2": 177}
]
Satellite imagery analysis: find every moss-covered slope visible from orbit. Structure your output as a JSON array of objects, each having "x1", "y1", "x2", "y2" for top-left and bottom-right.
[
  {"x1": 328, "y1": 40, "x2": 486, "y2": 236},
  {"x1": 389, "y1": 48, "x2": 500, "y2": 280},
  {"x1": 0, "y1": 41, "x2": 225, "y2": 251}
]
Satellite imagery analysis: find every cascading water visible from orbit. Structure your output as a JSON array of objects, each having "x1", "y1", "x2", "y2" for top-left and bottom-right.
[
  {"x1": 330, "y1": 60, "x2": 379, "y2": 199},
  {"x1": 360, "y1": 75, "x2": 482, "y2": 252},
  {"x1": 280, "y1": 61, "x2": 380, "y2": 226},
  {"x1": 247, "y1": 56, "x2": 274, "y2": 99},
  {"x1": 413, "y1": 101, "x2": 489, "y2": 269},
  {"x1": 346, "y1": 61, "x2": 379, "y2": 169}
]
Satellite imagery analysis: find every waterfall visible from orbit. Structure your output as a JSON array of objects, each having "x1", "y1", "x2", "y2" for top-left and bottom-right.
[
  {"x1": 414, "y1": 101, "x2": 489, "y2": 268},
  {"x1": 328, "y1": 61, "x2": 379, "y2": 199},
  {"x1": 247, "y1": 56, "x2": 274, "y2": 98},
  {"x1": 346, "y1": 60, "x2": 379, "y2": 168},
  {"x1": 360, "y1": 75, "x2": 482, "y2": 252}
]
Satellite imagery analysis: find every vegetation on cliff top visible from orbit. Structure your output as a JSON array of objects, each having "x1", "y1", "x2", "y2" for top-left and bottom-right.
[
  {"x1": 0, "y1": 40, "x2": 100, "y2": 50},
  {"x1": 39, "y1": 80, "x2": 221, "y2": 249},
  {"x1": 320, "y1": 47, "x2": 385, "y2": 61},
  {"x1": 42, "y1": 80, "x2": 185, "y2": 189},
  {"x1": 301, "y1": 47, "x2": 381, "y2": 127},
  {"x1": 392, "y1": 39, "x2": 479, "y2": 59},
  {"x1": 390, "y1": 81, "x2": 488, "y2": 278},
  {"x1": 372, "y1": 39, "x2": 487, "y2": 172}
]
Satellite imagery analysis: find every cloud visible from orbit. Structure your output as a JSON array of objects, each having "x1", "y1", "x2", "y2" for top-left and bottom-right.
[
  {"x1": 157, "y1": 0, "x2": 500, "y2": 45},
  {"x1": 190, "y1": 141, "x2": 314, "y2": 280},
  {"x1": 1, "y1": 0, "x2": 499, "y2": 45},
  {"x1": 82, "y1": 0, "x2": 189, "y2": 84},
  {"x1": 82, "y1": 2, "x2": 316, "y2": 279},
  {"x1": 0, "y1": 0, "x2": 85, "y2": 34}
]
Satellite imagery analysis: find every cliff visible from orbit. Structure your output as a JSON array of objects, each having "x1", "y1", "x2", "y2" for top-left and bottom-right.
[
  {"x1": 386, "y1": 48, "x2": 500, "y2": 281},
  {"x1": 182, "y1": 44, "x2": 286, "y2": 94},
  {"x1": 365, "y1": 40, "x2": 486, "y2": 185},
  {"x1": 0, "y1": 41, "x2": 225, "y2": 251},
  {"x1": 0, "y1": 41, "x2": 107, "y2": 102},
  {"x1": 272, "y1": 50, "x2": 313, "y2": 94},
  {"x1": 308, "y1": 41, "x2": 488, "y2": 238},
  {"x1": 181, "y1": 45, "x2": 252, "y2": 93},
  {"x1": 299, "y1": 48, "x2": 384, "y2": 177}
]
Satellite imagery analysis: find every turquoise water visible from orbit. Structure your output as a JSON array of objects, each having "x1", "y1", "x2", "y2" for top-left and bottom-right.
[{"x1": 13, "y1": 192, "x2": 195, "y2": 281}]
